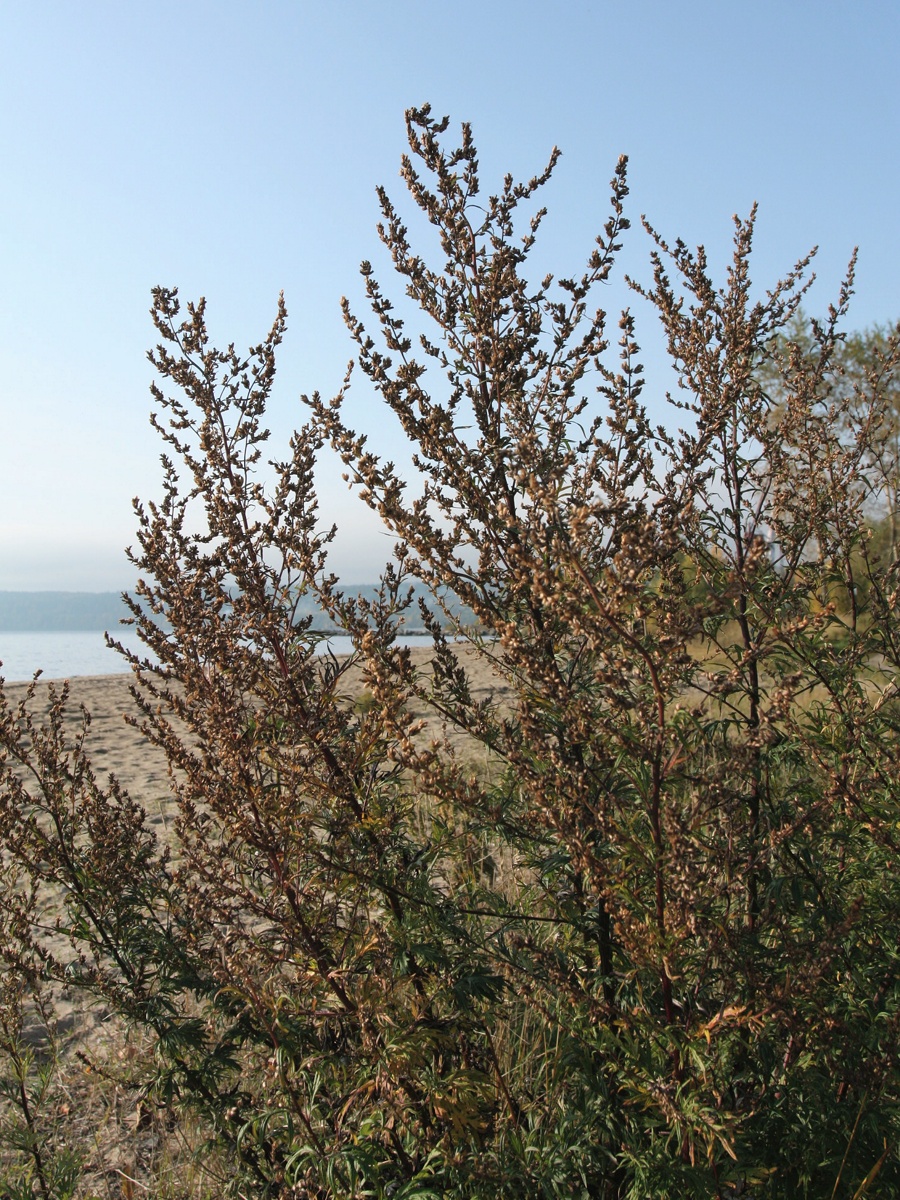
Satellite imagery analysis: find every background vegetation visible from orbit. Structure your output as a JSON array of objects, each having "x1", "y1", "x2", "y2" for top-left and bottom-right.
[{"x1": 2, "y1": 107, "x2": 900, "y2": 1198}]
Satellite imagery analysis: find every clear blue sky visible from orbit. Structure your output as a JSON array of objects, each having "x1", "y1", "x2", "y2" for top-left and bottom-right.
[{"x1": 2, "y1": 0, "x2": 898, "y2": 589}]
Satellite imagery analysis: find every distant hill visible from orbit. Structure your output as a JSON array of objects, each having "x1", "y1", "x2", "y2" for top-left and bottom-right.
[
  {"x1": 0, "y1": 588, "x2": 474, "y2": 633},
  {"x1": 289, "y1": 585, "x2": 474, "y2": 633}
]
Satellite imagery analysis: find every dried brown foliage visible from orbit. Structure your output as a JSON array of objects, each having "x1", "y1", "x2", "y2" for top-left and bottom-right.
[{"x1": 2, "y1": 105, "x2": 900, "y2": 1198}]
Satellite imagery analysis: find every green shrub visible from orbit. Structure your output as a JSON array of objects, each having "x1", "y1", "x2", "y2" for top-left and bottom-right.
[{"x1": 2, "y1": 105, "x2": 900, "y2": 1198}]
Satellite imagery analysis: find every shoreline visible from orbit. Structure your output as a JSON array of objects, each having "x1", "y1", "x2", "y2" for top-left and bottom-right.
[{"x1": 3, "y1": 646, "x2": 508, "y2": 809}]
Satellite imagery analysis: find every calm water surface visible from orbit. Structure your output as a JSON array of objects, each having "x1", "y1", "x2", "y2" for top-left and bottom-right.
[
  {"x1": 0, "y1": 631, "x2": 433, "y2": 683},
  {"x1": 0, "y1": 631, "x2": 153, "y2": 682}
]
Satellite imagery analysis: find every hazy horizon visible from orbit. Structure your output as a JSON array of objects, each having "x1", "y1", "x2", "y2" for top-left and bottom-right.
[{"x1": 3, "y1": 1, "x2": 899, "y2": 590}]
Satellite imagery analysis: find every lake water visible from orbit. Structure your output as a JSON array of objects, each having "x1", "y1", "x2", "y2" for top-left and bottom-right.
[
  {"x1": 0, "y1": 631, "x2": 434, "y2": 683},
  {"x1": 0, "y1": 630, "x2": 152, "y2": 682}
]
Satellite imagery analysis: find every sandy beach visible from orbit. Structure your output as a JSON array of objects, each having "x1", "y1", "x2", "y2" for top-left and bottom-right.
[
  {"x1": 3, "y1": 646, "x2": 511, "y2": 819},
  {"x1": 2, "y1": 647, "x2": 510, "y2": 1057},
  {"x1": 4, "y1": 672, "x2": 173, "y2": 829}
]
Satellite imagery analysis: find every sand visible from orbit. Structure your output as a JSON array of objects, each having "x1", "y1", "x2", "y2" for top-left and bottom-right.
[
  {"x1": 4, "y1": 672, "x2": 175, "y2": 838},
  {"x1": 2, "y1": 646, "x2": 512, "y2": 820},
  {"x1": 1, "y1": 647, "x2": 511, "y2": 1063}
]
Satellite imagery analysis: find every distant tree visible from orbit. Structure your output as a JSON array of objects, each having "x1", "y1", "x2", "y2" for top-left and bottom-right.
[{"x1": 762, "y1": 310, "x2": 900, "y2": 556}]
